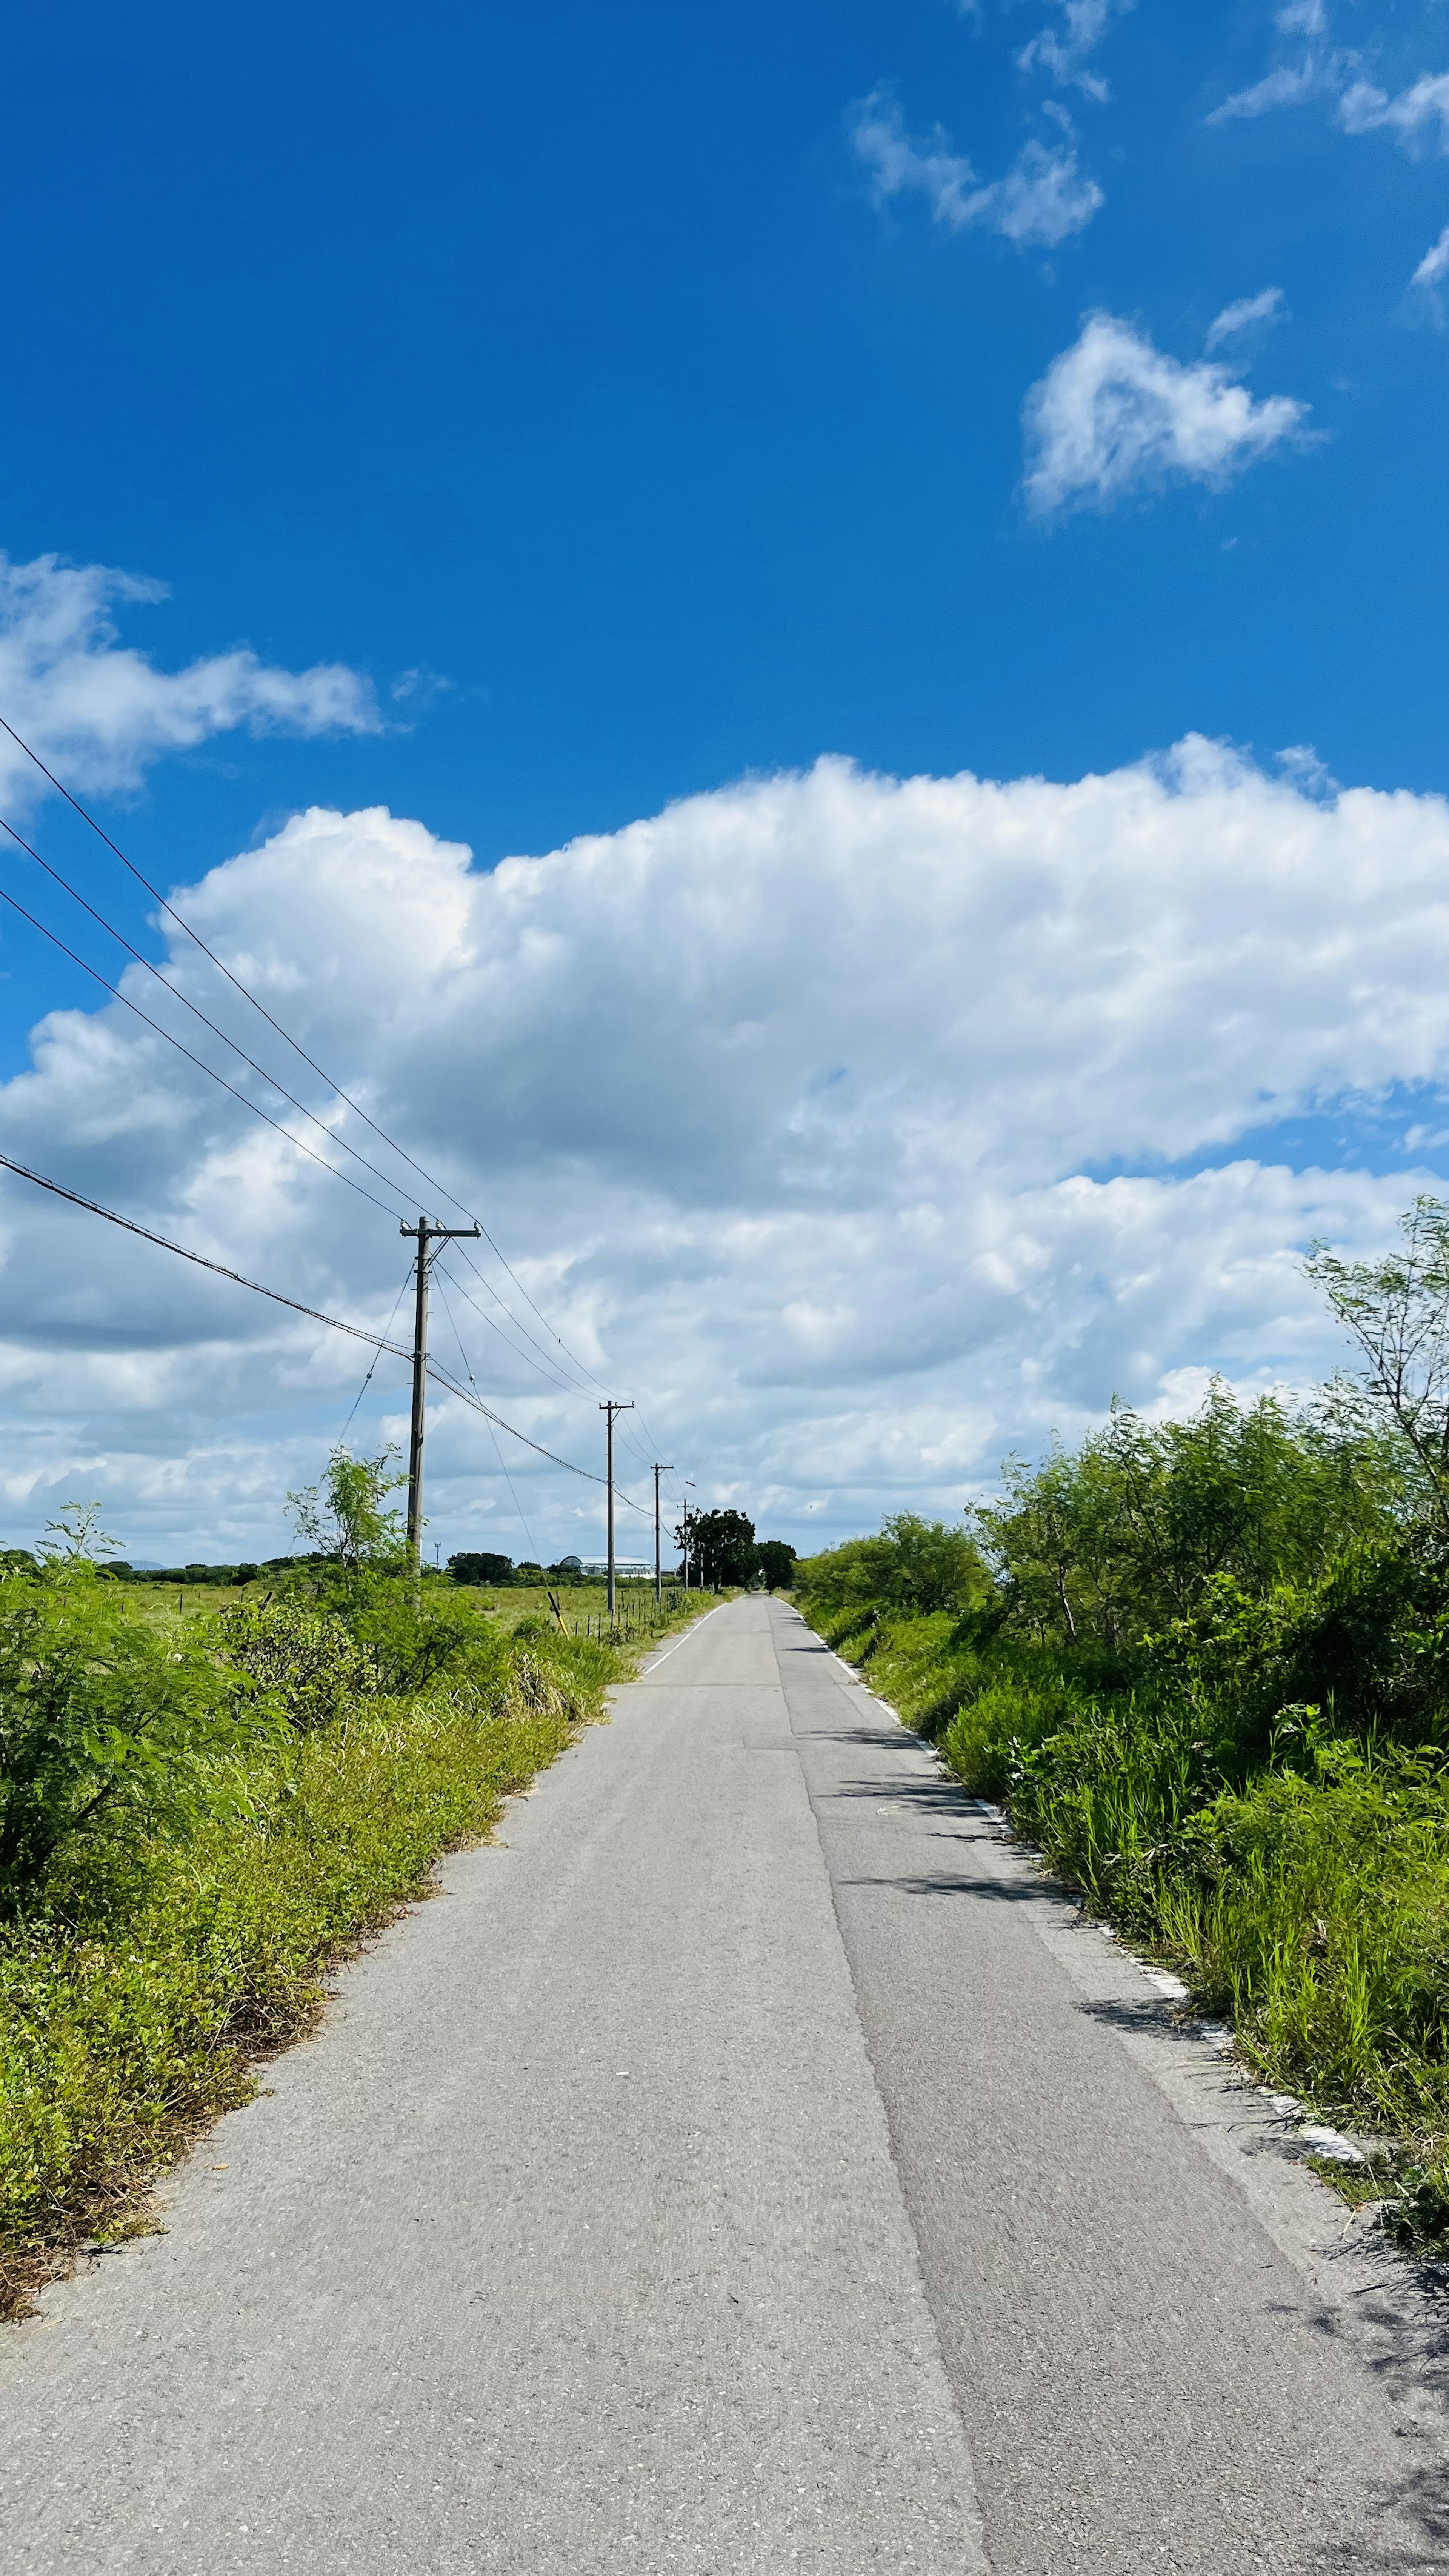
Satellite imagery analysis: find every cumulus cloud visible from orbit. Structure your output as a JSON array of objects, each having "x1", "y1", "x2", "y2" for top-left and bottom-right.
[
  {"x1": 0, "y1": 552, "x2": 379, "y2": 814},
  {"x1": 1022, "y1": 313, "x2": 1310, "y2": 515},
  {"x1": 2, "y1": 747, "x2": 1447, "y2": 1560},
  {"x1": 1206, "y1": 285, "x2": 1286, "y2": 350},
  {"x1": 851, "y1": 93, "x2": 1103, "y2": 248}
]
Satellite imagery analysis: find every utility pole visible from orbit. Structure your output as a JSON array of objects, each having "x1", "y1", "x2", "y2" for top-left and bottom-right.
[
  {"x1": 400, "y1": 1216, "x2": 481, "y2": 1566},
  {"x1": 599, "y1": 1399, "x2": 634, "y2": 1618},
  {"x1": 652, "y1": 1464, "x2": 674, "y2": 1603},
  {"x1": 681, "y1": 1478, "x2": 696, "y2": 1590}
]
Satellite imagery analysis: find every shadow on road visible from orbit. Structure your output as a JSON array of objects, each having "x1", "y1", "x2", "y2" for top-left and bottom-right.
[{"x1": 838, "y1": 1869, "x2": 1046, "y2": 1901}]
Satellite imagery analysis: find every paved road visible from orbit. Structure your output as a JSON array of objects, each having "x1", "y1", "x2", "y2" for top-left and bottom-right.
[{"x1": 3, "y1": 1598, "x2": 1447, "y2": 2571}]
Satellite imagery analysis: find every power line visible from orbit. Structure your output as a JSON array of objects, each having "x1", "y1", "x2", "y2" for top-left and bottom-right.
[
  {"x1": 0, "y1": 713, "x2": 632, "y2": 1397},
  {"x1": 0, "y1": 808, "x2": 419, "y2": 1223},
  {"x1": 435, "y1": 1256, "x2": 598, "y2": 1402},
  {"x1": 433, "y1": 1264, "x2": 541, "y2": 1563},
  {"x1": 0, "y1": 797, "x2": 625, "y2": 1411},
  {"x1": 0, "y1": 874, "x2": 403, "y2": 1218},
  {"x1": 0, "y1": 1149, "x2": 650, "y2": 1499},
  {"x1": 337, "y1": 1270, "x2": 411, "y2": 1444}
]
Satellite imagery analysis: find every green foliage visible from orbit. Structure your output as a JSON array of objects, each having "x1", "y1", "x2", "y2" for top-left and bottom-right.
[
  {"x1": 1306, "y1": 1195, "x2": 1449, "y2": 1522},
  {"x1": 38, "y1": 1502, "x2": 124, "y2": 1569},
  {"x1": 795, "y1": 1513, "x2": 990, "y2": 1619},
  {"x1": 287, "y1": 1444, "x2": 406, "y2": 1572},
  {"x1": 973, "y1": 1383, "x2": 1410, "y2": 1651},
  {"x1": 339, "y1": 1574, "x2": 495, "y2": 1696},
  {"x1": 0, "y1": 1566, "x2": 252, "y2": 1913},
  {"x1": 218, "y1": 1599, "x2": 371, "y2": 1732},
  {"x1": 754, "y1": 1539, "x2": 797, "y2": 1589},
  {"x1": 449, "y1": 1551, "x2": 514, "y2": 1585},
  {"x1": 681, "y1": 1507, "x2": 757, "y2": 1588}
]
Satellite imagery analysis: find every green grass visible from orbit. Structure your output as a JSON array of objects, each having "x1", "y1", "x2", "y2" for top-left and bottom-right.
[
  {"x1": 803, "y1": 1598, "x2": 1449, "y2": 2252},
  {"x1": 0, "y1": 1596, "x2": 710, "y2": 2321}
]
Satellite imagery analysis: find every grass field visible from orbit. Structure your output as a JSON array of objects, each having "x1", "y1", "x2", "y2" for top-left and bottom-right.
[{"x1": 118, "y1": 1576, "x2": 703, "y2": 1638}]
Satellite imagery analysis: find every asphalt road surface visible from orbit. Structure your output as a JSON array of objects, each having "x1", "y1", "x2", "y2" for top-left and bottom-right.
[{"x1": 3, "y1": 1596, "x2": 1447, "y2": 2572}]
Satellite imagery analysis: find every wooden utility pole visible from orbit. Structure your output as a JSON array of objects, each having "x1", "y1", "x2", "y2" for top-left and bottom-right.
[
  {"x1": 652, "y1": 1463, "x2": 674, "y2": 1603},
  {"x1": 400, "y1": 1216, "x2": 481, "y2": 1565},
  {"x1": 599, "y1": 1399, "x2": 634, "y2": 1617}
]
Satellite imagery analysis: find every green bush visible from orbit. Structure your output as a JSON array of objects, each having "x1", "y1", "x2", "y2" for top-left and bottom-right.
[
  {"x1": 0, "y1": 1567, "x2": 255, "y2": 1915},
  {"x1": 218, "y1": 1598, "x2": 371, "y2": 1732}
]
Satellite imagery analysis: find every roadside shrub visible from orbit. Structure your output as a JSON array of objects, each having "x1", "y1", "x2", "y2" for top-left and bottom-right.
[
  {"x1": 0, "y1": 1566, "x2": 252, "y2": 1915},
  {"x1": 218, "y1": 1599, "x2": 371, "y2": 1732}
]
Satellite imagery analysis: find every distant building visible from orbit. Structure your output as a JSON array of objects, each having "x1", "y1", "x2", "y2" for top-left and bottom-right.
[{"x1": 576, "y1": 1556, "x2": 655, "y2": 1579}]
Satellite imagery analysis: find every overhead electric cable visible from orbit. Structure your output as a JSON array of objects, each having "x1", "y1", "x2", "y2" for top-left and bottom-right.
[
  {"x1": 434, "y1": 1256, "x2": 597, "y2": 1401},
  {"x1": 337, "y1": 1270, "x2": 411, "y2": 1444},
  {"x1": 0, "y1": 714, "x2": 628, "y2": 1387},
  {"x1": 0, "y1": 1150, "x2": 649, "y2": 1496},
  {"x1": 0, "y1": 876, "x2": 403, "y2": 1218},
  {"x1": 0, "y1": 810, "x2": 420, "y2": 1221},
  {"x1": 433, "y1": 1266, "x2": 541, "y2": 1562}
]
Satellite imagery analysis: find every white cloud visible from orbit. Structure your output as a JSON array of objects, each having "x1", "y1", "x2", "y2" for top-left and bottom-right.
[
  {"x1": 1211, "y1": 57, "x2": 1331, "y2": 122},
  {"x1": 1409, "y1": 221, "x2": 1449, "y2": 321},
  {"x1": 0, "y1": 552, "x2": 379, "y2": 814},
  {"x1": 1211, "y1": 17, "x2": 1449, "y2": 154},
  {"x1": 1205, "y1": 285, "x2": 1286, "y2": 350},
  {"x1": 850, "y1": 93, "x2": 1103, "y2": 248},
  {"x1": 2, "y1": 746, "x2": 1448, "y2": 1561},
  {"x1": 980, "y1": 138, "x2": 1106, "y2": 246},
  {"x1": 1022, "y1": 313, "x2": 1310, "y2": 515},
  {"x1": 1018, "y1": 2, "x2": 1129, "y2": 102},
  {"x1": 1340, "y1": 69, "x2": 1449, "y2": 151},
  {"x1": 1208, "y1": 6, "x2": 1351, "y2": 125}
]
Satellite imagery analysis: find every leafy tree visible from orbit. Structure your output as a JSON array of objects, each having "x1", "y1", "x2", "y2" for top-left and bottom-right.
[
  {"x1": 287, "y1": 1446, "x2": 406, "y2": 1573},
  {"x1": 679, "y1": 1508, "x2": 756, "y2": 1588},
  {"x1": 1307, "y1": 1198, "x2": 1449, "y2": 1523},
  {"x1": 754, "y1": 1540, "x2": 797, "y2": 1589},
  {"x1": 796, "y1": 1515, "x2": 989, "y2": 1618},
  {"x1": 449, "y1": 1551, "x2": 513, "y2": 1586},
  {"x1": 971, "y1": 1385, "x2": 1409, "y2": 1652}
]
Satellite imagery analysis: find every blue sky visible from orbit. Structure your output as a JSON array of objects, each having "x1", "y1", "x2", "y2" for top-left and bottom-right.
[
  {"x1": 0, "y1": 1, "x2": 1446, "y2": 1559},
  {"x1": 6, "y1": 0, "x2": 1446, "y2": 871}
]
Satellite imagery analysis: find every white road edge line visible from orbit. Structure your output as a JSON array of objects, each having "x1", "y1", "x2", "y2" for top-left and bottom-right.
[
  {"x1": 638, "y1": 1601, "x2": 725, "y2": 1676},
  {"x1": 807, "y1": 1615, "x2": 1371, "y2": 2173}
]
